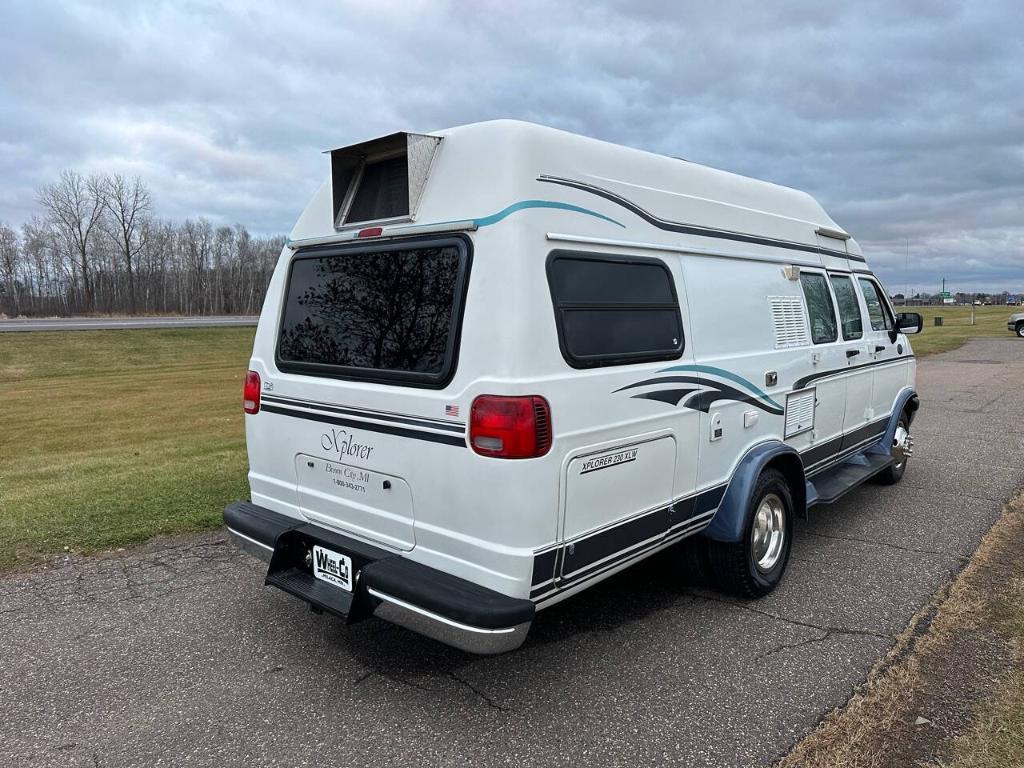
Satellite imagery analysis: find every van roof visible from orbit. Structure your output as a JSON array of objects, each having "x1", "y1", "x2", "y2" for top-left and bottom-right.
[
  {"x1": 291, "y1": 119, "x2": 863, "y2": 264},
  {"x1": 440, "y1": 119, "x2": 838, "y2": 228}
]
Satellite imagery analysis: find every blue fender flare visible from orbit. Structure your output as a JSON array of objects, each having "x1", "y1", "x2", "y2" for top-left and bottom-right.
[
  {"x1": 867, "y1": 387, "x2": 920, "y2": 458},
  {"x1": 702, "y1": 441, "x2": 805, "y2": 544}
]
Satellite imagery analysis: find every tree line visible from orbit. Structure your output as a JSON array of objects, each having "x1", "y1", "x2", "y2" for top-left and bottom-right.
[{"x1": 0, "y1": 170, "x2": 286, "y2": 317}]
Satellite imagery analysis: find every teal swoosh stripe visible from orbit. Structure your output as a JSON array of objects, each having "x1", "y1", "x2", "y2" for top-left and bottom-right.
[
  {"x1": 657, "y1": 364, "x2": 783, "y2": 410},
  {"x1": 473, "y1": 200, "x2": 624, "y2": 228}
]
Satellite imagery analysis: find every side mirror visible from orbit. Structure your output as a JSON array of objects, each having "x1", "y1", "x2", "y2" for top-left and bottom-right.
[{"x1": 896, "y1": 312, "x2": 923, "y2": 335}]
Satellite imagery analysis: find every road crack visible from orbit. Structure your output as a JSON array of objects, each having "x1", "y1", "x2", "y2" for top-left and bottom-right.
[
  {"x1": 448, "y1": 670, "x2": 513, "y2": 713},
  {"x1": 754, "y1": 630, "x2": 833, "y2": 661},
  {"x1": 804, "y1": 531, "x2": 969, "y2": 561},
  {"x1": 689, "y1": 592, "x2": 892, "y2": 640}
]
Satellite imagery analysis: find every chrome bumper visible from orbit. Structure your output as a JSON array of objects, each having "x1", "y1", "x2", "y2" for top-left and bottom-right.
[{"x1": 368, "y1": 588, "x2": 531, "y2": 654}]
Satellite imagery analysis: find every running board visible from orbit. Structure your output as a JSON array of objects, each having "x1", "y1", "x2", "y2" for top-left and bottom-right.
[{"x1": 806, "y1": 452, "x2": 895, "y2": 507}]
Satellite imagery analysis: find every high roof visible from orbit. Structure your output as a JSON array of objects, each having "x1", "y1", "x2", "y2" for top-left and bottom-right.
[
  {"x1": 438, "y1": 119, "x2": 843, "y2": 232},
  {"x1": 291, "y1": 119, "x2": 863, "y2": 266}
]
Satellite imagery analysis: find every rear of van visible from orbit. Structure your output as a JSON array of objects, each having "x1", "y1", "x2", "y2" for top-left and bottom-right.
[{"x1": 225, "y1": 127, "x2": 559, "y2": 653}]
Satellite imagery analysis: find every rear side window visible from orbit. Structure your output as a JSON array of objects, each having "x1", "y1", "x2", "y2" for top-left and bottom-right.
[
  {"x1": 858, "y1": 278, "x2": 894, "y2": 331},
  {"x1": 829, "y1": 275, "x2": 864, "y2": 340},
  {"x1": 277, "y1": 237, "x2": 470, "y2": 387},
  {"x1": 800, "y1": 272, "x2": 838, "y2": 344},
  {"x1": 547, "y1": 252, "x2": 683, "y2": 368}
]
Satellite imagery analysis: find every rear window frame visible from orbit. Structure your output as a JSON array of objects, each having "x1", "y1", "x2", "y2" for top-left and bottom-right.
[
  {"x1": 274, "y1": 234, "x2": 473, "y2": 389},
  {"x1": 546, "y1": 250, "x2": 685, "y2": 369}
]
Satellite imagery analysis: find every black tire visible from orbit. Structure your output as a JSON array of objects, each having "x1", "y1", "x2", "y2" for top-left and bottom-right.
[
  {"x1": 1016, "y1": 322, "x2": 1024, "y2": 338},
  {"x1": 708, "y1": 468, "x2": 794, "y2": 598},
  {"x1": 678, "y1": 535, "x2": 713, "y2": 587},
  {"x1": 876, "y1": 413, "x2": 911, "y2": 485}
]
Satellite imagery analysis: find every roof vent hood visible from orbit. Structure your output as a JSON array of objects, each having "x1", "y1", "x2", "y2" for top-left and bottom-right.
[{"x1": 328, "y1": 132, "x2": 442, "y2": 230}]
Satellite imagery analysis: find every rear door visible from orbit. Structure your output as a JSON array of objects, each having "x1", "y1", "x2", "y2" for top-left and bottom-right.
[{"x1": 271, "y1": 236, "x2": 472, "y2": 551}]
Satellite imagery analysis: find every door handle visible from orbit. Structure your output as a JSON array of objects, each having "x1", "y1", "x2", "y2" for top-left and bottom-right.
[
  {"x1": 846, "y1": 349, "x2": 860, "y2": 358},
  {"x1": 874, "y1": 345, "x2": 886, "y2": 353}
]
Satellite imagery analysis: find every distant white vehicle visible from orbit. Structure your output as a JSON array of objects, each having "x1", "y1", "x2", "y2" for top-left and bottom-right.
[{"x1": 225, "y1": 121, "x2": 923, "y2": 653}]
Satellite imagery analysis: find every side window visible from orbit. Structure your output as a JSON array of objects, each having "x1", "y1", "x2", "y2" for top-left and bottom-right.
[
  {"x1": 858, "y1": 278, "x2": 894, "y2": 331},
  {"x1": 547, "y1": 252, "x2": 684, "y2": 368},
  {"x1": 799, "y1": 272, "x2": 838, "y2": 344},
  {"x1": 829, "y1": 275, "x2": 864, "y2": 341}
]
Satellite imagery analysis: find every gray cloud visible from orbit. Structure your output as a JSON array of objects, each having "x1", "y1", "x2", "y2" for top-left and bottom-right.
[{"x1": 1, "y1": 0, "x2": 1022, "y2": 292}]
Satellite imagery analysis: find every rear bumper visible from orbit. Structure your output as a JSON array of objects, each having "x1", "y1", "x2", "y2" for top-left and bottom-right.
[{"x1": 224, "y1": 501, "x2": 533, "y2": 654}]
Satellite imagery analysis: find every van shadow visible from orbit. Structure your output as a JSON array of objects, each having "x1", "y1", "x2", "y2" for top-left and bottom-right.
[{"x1": 338, "y1": 547, "x2": 700, "y2": 683}]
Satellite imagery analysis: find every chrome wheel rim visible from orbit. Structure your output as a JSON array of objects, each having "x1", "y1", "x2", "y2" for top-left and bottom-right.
[
  {"x1": 893, "y1": 424, "x2": 910, "y2": 470},
  {"x1": 751, "y1": 493, "x2": 786, "y2": 572}
]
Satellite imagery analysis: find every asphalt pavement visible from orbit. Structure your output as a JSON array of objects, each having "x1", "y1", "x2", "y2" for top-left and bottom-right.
[
  {"x1": 0, "y1": 316, "x2": 258, "y2": 332},
  {"x1": 2, "y1": 337, "x2": 1022, "y2": 768}
]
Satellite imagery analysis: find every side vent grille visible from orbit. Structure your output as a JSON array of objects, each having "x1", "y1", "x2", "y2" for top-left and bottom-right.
[
  {"x1": 785, "y1": 388, "x2": 816, "y2": 439},
  {"x1": 769, "y1": 296, "x2": 810, "y2": 349},
  {"x1": 534, "y1": 400, "x2": 552, "y2": 454}
]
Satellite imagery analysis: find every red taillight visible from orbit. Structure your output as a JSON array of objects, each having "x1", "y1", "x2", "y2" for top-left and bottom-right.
[
  {"x1": 469, "y1": 395, "x2": 552, "y2": 459},
  {"x1": 243, "y1": 370, "x2": 261, "y2": 414},
  {"x1": 357, "y1": 227, "x2": 384, "y2": 238}
]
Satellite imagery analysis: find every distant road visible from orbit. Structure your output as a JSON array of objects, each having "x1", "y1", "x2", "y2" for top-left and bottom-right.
[{"x1": 0, "y1": 316, "x2": 259, "y2": 332}]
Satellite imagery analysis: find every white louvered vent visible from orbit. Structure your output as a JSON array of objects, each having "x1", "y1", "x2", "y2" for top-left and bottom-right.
[
  {"x1": 769, "y1": 296, "x2": 810, "y2": 349},
  {"x1": 785, "y1": 388, "x2": 816, "y2": 438}
]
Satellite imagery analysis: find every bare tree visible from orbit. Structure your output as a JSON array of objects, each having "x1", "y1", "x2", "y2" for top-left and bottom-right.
[
  {"x1": 15, "y1": 168, "x2": 284, "y2": 316},
  {"x1": 181, "y1": 218, "x2": 213, "y2": 314},
  {"x1": 0, "y1": 222, "x2": 20, "y2": 316},
  {"x1": 103, "y1": 174, "x2": 151, "y2": 314},
  {"x1": 37, "y1": 170, "x2": 107, "y2": 311}
]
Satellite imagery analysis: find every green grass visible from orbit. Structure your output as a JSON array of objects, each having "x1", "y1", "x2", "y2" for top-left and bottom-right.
[
  {"x1": 0, "y1": 328, "x2": 255, "y2": 570},
  {"x1": 909, "y1": 305, "x2": 1018, "y2": 357}
]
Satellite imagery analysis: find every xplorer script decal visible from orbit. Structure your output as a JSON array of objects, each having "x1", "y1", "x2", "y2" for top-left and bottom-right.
[{"x1": 321, "y1": 428, "x2": 375, "y2": 461}]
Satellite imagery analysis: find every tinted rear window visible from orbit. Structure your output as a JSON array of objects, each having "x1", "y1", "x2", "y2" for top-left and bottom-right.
[{"x1": 277, "y1": 239, "x2": 469, "y2": 386}]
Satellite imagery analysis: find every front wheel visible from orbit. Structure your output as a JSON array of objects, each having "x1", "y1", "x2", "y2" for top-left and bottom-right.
[
  {"x1": 1016, "y1": 322, "x2": 1024, "y2": 338},
  {"x1": 708, "y1": 468, "x2": 794, "y2": 598}
]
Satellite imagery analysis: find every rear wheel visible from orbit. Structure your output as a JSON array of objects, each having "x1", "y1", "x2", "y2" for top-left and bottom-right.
[
  {"x1": 1016, "y1": 322, "x2": 1024, "y2": 338},
  {"x1": 877, "y1": 414, "x2": 912, "y2": 485},
  {"x1": 678, "y1": 535, "x2": 713, "y2": 587},
  {"x1": 708, "y1": 468, "x2": 794, "y2": 598}
]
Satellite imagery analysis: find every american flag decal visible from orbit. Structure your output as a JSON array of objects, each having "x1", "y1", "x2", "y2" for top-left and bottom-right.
[{"x1": 445, "y1": 404, "x2": 460, "y2": 418}]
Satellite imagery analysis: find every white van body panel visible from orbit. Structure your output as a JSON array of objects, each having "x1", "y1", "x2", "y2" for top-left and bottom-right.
[{"x1": 238, "y1": 120, "x2": 916, "y2": 639}]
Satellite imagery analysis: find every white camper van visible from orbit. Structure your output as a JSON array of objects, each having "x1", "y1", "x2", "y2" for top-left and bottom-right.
[{"x1": 225, "y1": 120, "x2": 923, "y2": 654}]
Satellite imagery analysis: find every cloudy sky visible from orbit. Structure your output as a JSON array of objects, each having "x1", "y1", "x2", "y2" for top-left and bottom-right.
[{"x1": 2, "y1": 0, "x2": 1022, "y2": 292}]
